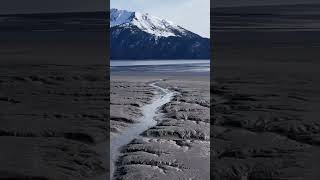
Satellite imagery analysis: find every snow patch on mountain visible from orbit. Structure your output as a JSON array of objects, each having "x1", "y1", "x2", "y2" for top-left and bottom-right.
[
  {"x1": 110, "y1": 9, "x2": 134, "y2": 27},
  {"x1": 110, "y1": 8, "x2": 190, "y2": 38}
]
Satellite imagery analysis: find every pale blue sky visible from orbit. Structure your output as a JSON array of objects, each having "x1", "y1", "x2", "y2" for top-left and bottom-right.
[{"x1": 111, "y1": 0, "x2": 210, "y2": 38}]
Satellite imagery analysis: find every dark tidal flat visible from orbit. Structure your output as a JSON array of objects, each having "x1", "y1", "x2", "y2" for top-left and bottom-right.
[
  {"x1": 0, "y1": 64, "x2": 108, "y2": 180},
  {"x1": 211, "y1": 4, "x2": 320, "y2": 179},
  {"x1": 110, "y1": 74, "x2": 210, "y2": 180},
  {"x1": 0, "y1": 13, "x2": 108, "y2": 179}
]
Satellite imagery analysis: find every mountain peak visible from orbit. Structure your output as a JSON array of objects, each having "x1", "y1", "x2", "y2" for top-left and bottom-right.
[
  {"x1": 110, "y1": 8, "x2": 135, "y2": 27},
  {"x1": 110, "y1": 9, "x2": 209, "y2": 59},
  {"x1": 110, "y1": 9, "x2": 196, "y2": 38}
]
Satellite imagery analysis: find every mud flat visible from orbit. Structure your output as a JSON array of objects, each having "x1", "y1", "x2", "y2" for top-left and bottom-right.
[
  {"x1": 212, "y1": 60, "x2": 320, "y2": 179},
  {"x1": 211, "y1": 22, "x2": 320, "y2": 178},
  {"x1": 0, "y1": 64, "x2": 108, "y2": 179},
  {"x1": 110, "y1": 81, "x2": 155, "y2": 139},
  {"x1": 110, "y1": 82, "x2": 175, "y2": 178},
  {"x1": 0, "y1": 13, "x2": 108, "y2": 179},
  {"x1": 110, "y1": 74, "x2": 210, "y2": 180}
]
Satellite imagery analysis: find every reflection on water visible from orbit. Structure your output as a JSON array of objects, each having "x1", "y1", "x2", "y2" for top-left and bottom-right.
[{"x1": 110, "y1": 60, "x2": 210, "y2": 73}]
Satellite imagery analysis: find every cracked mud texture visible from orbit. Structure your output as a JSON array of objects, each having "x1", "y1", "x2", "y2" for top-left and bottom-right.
[
  {"x1": 111, "y1": 76, "x2": 210, "y2": 180},
  {"x1": 0, "y1": 65, "x2": 108, "y2": 180}
]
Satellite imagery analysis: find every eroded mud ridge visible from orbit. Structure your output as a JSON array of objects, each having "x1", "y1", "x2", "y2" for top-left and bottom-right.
[
  {"x1": 0, "y1": 65, "x2": 107, "y2": 179},
  {"x1": 111, "y1": 78, "x2": 210, "y2": 180},
  {"x1": 110, "y1": 81, "x2": 156, "y2": 139},
  {"x1": 211, "y1": 63, "x2": 320, "y2": 179}
]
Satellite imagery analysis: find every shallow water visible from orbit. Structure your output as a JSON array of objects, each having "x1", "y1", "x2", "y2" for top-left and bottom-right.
[
  {"x1": 110, "y1": 60, "x2": 210, "y2": 73},
  {"x1": 110, "y1": 81, "x2": 175, "y2": 179}
]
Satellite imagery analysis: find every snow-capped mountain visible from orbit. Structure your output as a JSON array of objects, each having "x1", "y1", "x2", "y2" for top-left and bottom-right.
[
  {"x1": 111, "y1": 9, "x2": 191, "y2": 38},
  {"x1": 110, "y1": 9, "x2": 209, "y2": 59}
]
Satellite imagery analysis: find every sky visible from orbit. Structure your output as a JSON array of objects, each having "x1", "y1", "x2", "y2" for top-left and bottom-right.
[{"x1": 111, "y1": 0, "x2": 210, "y2": 38}]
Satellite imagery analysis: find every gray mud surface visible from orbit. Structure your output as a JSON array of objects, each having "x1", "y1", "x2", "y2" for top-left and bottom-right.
[
  {"x1": 212, "y1": 6, "x2": 320, "y2": 177},
  {"x1": 0, "y1": 65, "x2": 108, "y2": 180},
  {"x1": 0, "y1": 14, "x2": 108, "y2": 180},
  {"x1": 212, "y1": 61, "x2": 320, "y2": 179},
  {"x1": 110, "y1": 76, "x2": 210, "y2": 180},
  {"x1": 110, "y1": 81, "x2": 155, "y2": 139}
]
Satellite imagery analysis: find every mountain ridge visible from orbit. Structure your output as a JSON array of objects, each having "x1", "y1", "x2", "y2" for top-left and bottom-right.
[{"x1": 110, "y1": 9, "x2": 209, "y2": 60}]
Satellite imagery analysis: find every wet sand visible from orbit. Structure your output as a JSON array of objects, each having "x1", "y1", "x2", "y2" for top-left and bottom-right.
[{"x1": 110, "y1": 74, "x2": 210, "y2": 180}]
